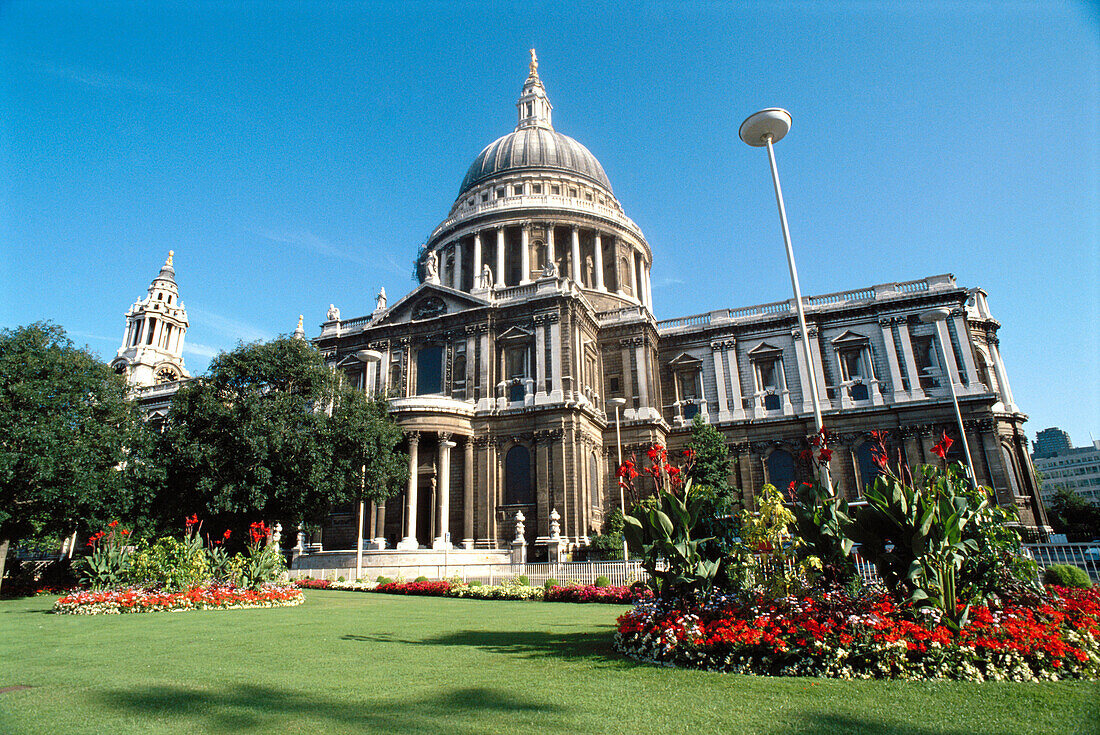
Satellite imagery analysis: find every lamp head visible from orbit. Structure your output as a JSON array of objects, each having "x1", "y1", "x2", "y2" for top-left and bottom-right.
[
  {"x1": 739, "y1": 108, "x2": 792, "y2": 147},
  {"x1": 355, "y1": 349, "x2": 383, "y2": 364},
  {"x1": 607, "y1": 397, "x2": 627, "y2": 408}
]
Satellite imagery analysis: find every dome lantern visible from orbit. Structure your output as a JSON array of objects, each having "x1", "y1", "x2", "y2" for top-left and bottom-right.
[{"x1": 516, "y1": 49, "x2": 553, "y2": 131}]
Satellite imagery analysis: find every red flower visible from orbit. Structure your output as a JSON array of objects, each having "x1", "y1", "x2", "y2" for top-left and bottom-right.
[
  {"x1": 223, "y1": 529, "x2": 232, "y2": 540},
  {"x1": 122, "y1": 529, "x2": 130, "y2": 536},
  {"x1": 932, "y1": 431, "x2": 953, "y2": 459},
  {"x1": 108, "y1": 520, "x2": 119, "y2": 528},
  {"x1": 185, "y1": 514, "x2": 199, "y2": 527},
  {"x1": 817, "y1": 447, "x2": 833, "y2": 463}
]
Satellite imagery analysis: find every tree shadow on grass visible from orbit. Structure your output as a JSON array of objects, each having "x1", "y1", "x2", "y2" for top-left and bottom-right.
[
  {"x1": 790, "y1": 712, "x2": 1093, "y2": 735},
  {"x1": 99, "y1": 684, "x2": 568, "y2": 734},
  {"x1": 341, "y1": 628, "x2": 628, "y2": 665}
]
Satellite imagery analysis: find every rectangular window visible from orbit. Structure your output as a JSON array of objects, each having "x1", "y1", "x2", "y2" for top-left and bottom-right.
[
  {"x1": 497, "y1": 188, "x2": 505, "y2": 198},
  {"x1": 912, "y1": 335, "x2": 938, "y2": 390},
  {"x1": 532, "y1": 184, "x2": 542, "y2": 194},
  {"x1": 481, "y1": 191, "x2": 489, "y2": 202},
  {"x1": 551, "y1": 185, "x2": 560, "y2": 195},
  {"x1": 570, "y1": 188, "x2": 578, "y2": 197},
  {"x1": 514, "y1": 184, "x2": 524, "y2": 196}
]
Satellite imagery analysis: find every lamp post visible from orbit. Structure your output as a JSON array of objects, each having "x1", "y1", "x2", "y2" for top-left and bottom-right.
[
  {"x1": 919, "y1": 308, "x2": 978, "y2": 489},
  {"x1": 739, "y1": 108, "x2": 830, "y2": 491},
  {"x1": 607, "y1": 397, "x2": 629, "y2": 562},
  {"x1": 353, "y1": 349, "x2": 383, "y2": 581}
]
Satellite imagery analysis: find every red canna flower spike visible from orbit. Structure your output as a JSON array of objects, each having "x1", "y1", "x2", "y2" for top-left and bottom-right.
[
  {"x1": 108, "y1": 520, "x2": 119, "y2": 528},
  {"x1": 817, "y1": 447, "x2": 833, "y2": 463},
  {"x1": 122, "y1": 529, "x2": 130, "y2": 536},
  {"x1": 932, "y1": 431, "x2": 954, "y2": 459},
  {"x1": 223, "y1": 529, "x2": 232, "y2": 540}
]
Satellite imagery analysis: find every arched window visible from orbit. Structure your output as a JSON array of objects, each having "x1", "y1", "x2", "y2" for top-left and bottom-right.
[
  {"x1": 1001, "y1": 446, "x2": 1022, "y2": 496},
  {"x1": 766, "y1": 450, "x2": 795, "y2": 491},
  {"x1": 856, "y1": 442, "x2": 883, "y2": 494},
  {"x1": 505, "y1": 446, "x2": 533, "y2": 505},
  {"x1": 416, "y1": 346, "x2": 443, "y2": 395}
]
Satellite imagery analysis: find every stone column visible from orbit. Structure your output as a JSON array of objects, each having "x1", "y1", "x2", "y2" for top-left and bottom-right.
[
  {"x1": 472, "y1": 231, "x2": 482, "y2": 283},
  {"x1": 454, "y1": 241, "x2": 463, "y2": 290},
  {"x1": 477, "y1": 328, "x2": 492, "y2": 411},
  {"x1": 988, "y1": 338, "x2": 1017, "y2": 412},
  {"x1": 520, "y1": 223, "x2": 531, "y2": 284},
  {"x1": 496, "y1": 227, "x2": 506, "y2": 287},
  {"x1": 807, "y1": 329, "x2": 831, "y2": 410},
  {"x1": 546, "y1": 224, "x2": 556, "y2": 268},
  {"x1": 534, "y1": 318, "x2": 547, "y2": 403},
  {"x1": 571, "y1": 226, "x2": 582, "y2": 283},
  {"x1": 634, "y1": 343, "x2": 649, "y2": 418},
  {"x1": 897, "y1": 320, "x2": 925, "y2": 399},
  {"x1": 549, "y1": 317, "x2": 563, "y2": 402},
  {"x1": 792, "y1": 332, "x2": 815, "y2": 414},
  {"x1": 645, "y1": 267, "x2": 654, "y2": 310},
  {"x1": 620, "y1": 343, "x2": 635, "y2": 416},
  {"x1": 629, "y1": 249, "x2": 639, "y2": 300},
  {"x1": 725, "y1": 345, "x2": 746, "y2": 420},
  {"x1": 463, "y1": 438, "x2": 474, "y2": 548},
  {"x1": 933, "y1": 319, "x2": 962, "y2": 390},
  {"x1": 879, "y1": 318, "x2": 907, "y2": 402},
  {"x1": 593, "y1": 232, "x2": 605, "y2": 290},
  {"x1": 712, "y1": 341, "x2": 730, "y2": 423},
  {"x1": 373, "y1": 500, "x2": 386, "y2": 548},
  {"x1": 952, "y1": 312, "x2": 981, "y2": 391},
  {"x1": 397, "y1": 432, "x2": 420, "y2": 550},
  {"x1": 434, "y1": 436, "x2": 456, "y2": 549}
]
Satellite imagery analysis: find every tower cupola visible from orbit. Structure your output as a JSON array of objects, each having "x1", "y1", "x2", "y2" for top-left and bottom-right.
[
  {"x1": 112, "y1": 251, "x2": 190, "y2": 387},
  {"x1": 516, "y1": 49, "x2": 553, "y2": 131}
]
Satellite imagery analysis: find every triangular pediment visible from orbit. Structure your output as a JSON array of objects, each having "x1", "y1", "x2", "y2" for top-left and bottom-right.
[
  {"x1": 748, "y1": 341, "x2": 783, "y2": 356},
  {"x1": 497, "y1": 325, "x2": 533, "y2": 341},
  {"x1": 371, "y1": 283, "x2": 489, "y2": 326},
  {"x1": 668, "y1": 351, "x2": 703, "y2": 368},
  {"x1": 831, "y1": 330, "x2": 869, "y2": 345}
]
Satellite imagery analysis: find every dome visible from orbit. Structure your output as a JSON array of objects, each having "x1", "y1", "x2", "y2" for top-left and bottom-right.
[{"x1": 458, "y1": 127, "x2": 612, "y2": 198}]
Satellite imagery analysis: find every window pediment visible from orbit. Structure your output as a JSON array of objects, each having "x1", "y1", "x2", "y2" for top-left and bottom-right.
[
  {"x1": 747, "y1": 341, "x2": 783, "y2": 357},
  {"x1": 668, "y1": 352, "x2": 703, "y2": 371},
  {"x1": 831, "y1": 330, "x2": 869, "y2": 346}
]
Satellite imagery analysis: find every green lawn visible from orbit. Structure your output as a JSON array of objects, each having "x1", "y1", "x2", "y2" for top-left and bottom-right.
[{"x1": 1, "y1": 591, "x2": 1097, "y2": 734}]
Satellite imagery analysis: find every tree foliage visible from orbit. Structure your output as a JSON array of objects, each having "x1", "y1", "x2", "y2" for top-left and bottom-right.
[
  {"x1": 0, "y1": 323, "x2": 150, "y2": 586},
  {"x1": 153, "y1": 337, "x2": 408, "y2": 534},
  {"x1": 687, "y1": 414, "x2": 732, "y2": 495},
  {"x1": 1044, "y1": 487, "x2": 1100, "y2": 542}
]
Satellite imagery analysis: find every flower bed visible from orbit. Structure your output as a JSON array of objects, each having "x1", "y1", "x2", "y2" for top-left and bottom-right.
[
  {"x1": 614, "y1": 586, "x2": 1100, "y2": 682},
  {"x1": 53, "y1": 584, "x2": 303, "y2": 615},
  {"x1": 545, "y1": 585, "x2": 642, "y2": 604},
  {"x1": 294, "y1": 578, "x2": 642, "y2": 604}
]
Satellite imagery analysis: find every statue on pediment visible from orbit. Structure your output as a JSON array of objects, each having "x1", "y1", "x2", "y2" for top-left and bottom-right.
[
  {"x1": 326, "y1": 304, "x2": 340, "y2": 322},
  {"x1": 375, "y1": 287, "x2": 387, "y2": 312},
  {"x1": 425, "y1": 250, "x2": 440, "y2": 284}
]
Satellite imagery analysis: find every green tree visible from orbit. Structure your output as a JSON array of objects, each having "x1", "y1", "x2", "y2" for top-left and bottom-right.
[
  {"x1": 687, "y1": 414, "x2": 732, "y2": 494},
  {"x1": 0, "y1": 323, "x2": 150, "y2": 591},
  {"x1": 154, "y1": 337, "x2": 408, "y2": 535},
  {"x1": 1044, "y1": 487, "x2": 1100, "y2": 541}
]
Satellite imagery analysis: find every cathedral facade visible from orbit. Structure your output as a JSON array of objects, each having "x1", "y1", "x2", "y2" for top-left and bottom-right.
[{"x1": 312, "y1": 54, "x2": 1049, "y2": 553}]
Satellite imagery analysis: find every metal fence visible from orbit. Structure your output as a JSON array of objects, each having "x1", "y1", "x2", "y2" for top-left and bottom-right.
[
  {"x1": 455, "y1": 561, "x2": 650, "y2": 587},
  {"x1": 1024, "y1": 543, "x2": 1100, "y2": 582}
]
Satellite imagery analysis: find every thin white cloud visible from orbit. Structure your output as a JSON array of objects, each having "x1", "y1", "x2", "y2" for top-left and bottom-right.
[
  {"x1": 183, "y1": 342, "x2": 220, "y2": 359},
  {"x1": 30, "y1": 59, "x2": 178, "y2": 97},
  {"x1": 188, "y1": 308, "x2": 269, "y2": 343},
  {"x1": 69, "y1": 330, "x2": 116, "y2": 344},
  {"x1": 248, "y1": 227, "x2": 408, "y2": 277},
  {"x1": 655, "y1": 277, "x2": 686, "y2": 288}
]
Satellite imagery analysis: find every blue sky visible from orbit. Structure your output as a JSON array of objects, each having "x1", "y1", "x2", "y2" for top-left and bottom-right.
[{"x1": 1, "y1": 1, "x2": 1097, "y2": 444}]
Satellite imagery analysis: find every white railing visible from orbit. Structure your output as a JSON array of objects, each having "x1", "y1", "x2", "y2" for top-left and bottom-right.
[
  {"x1": 1024, "y1": 543, "x2": 1100, "y2": 582},
  {"x1": 463, "y1": 561, "x2": 649, "y2": 587}
]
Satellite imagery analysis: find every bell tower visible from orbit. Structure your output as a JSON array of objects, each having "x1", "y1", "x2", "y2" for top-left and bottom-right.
[{"x1": 112, "y1": 251, "x2": 190, "y2": 387}]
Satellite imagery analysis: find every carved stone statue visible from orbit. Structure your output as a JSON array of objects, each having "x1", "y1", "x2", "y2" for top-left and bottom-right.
[
  {"x1": 375, "y1": 286, "x2": 387, "y2": 312},
  {"x1": 541, "y1": 259, "x2": 558, "y2": 278},
  {"x1": 584, "y1": 255, "x2": 594, "y2": 285},
  {"x1": 326, "y1": 304, "x2": 340, "y2": 322},
  {"x1": 425, "y1": 250, "x2": 439, "y2": 284},
  {"x1": 478, "y1": 263, "x2": 494, "y2": 290}
]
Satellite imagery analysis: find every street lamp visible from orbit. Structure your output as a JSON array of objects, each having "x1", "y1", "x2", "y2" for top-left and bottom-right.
[
  {"x1": 739, "y1": 108, "x2": 830, "y2": 491},
  {"x1": 353, "y1": 349, "x2": 383, "y2": 580},
  {"x1": 607, "y1": 397, "x2": 629, "y2": 562},
  {"x1": 919, "y1": 308, "x2": 978, "y2": 489}
]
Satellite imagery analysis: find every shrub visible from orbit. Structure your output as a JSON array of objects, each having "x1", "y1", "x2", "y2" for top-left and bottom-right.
[
  {"x1": 376, "y1": 576, "x2": 393, "y2": 585},
  {"x1": 127, "y1": 536, "x2": 208, "y2": 591},
  {"x1": 1044, "y1": 564, "x2": 1093, "y2": 589},
  {"x1": 594, "y1": 575, "x2": 611, "y2": 588},
  {"x1": 514, "y1": 574, "x2": 530, "y2": 586},
  {"x1": 414, "y1": 575, "x2": 429, "y2": 582},
  {"x1": 446, "y1": 583, "x2": 543, "y2": 601},
  {"x1": 468, "y1": 580, "x2": 482, "y2": 587},
  {"x1": 337, "y1": 576, "x2": 345, "y2": 582},
  {"x1": 544, "y1": 578, "x2": 558, "y2": 590}
]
